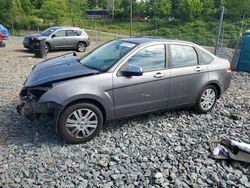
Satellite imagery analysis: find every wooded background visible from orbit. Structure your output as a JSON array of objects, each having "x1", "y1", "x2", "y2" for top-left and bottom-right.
[{"x1": 1, "y1": 0, "x2": 250, "y2": 47}]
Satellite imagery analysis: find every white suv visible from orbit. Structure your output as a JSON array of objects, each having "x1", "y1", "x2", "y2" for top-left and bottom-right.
[{"x1": 23, "y1": 26, "x2": 90, "y2": 53}]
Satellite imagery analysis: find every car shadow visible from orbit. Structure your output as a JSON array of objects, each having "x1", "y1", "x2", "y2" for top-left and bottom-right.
[
  {"x1": 0, "y1": 101, "x2": 62, "y2": 147},
  {"x1": 0, "y1": 101, "x2": 191, "y2": 147},
  {"x1": 14, "y1": 49, "x2": 34, "y2": 54}
]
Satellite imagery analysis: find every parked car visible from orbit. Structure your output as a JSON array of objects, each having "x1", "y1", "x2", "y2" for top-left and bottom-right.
[
  {"x1": 0, "y1": 32, "x2": 3, "y2": 47},
  {"x1": 0, "y1": 24, "x2": 9, "y2": 40},
  {"x1": 0, "y1": 32, "x2": 2, "y2": 41},
  {"x1": 17, "y1": 37, "x2": 232, "y2": 143},
  {"x1": 23, "y1": 26, "x2": 90, "y2": 53}
]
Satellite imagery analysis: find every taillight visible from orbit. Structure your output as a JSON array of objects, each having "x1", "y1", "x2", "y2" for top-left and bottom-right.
[{"x1": 227, "y1": 64, "x2": 232, "y2": 72}]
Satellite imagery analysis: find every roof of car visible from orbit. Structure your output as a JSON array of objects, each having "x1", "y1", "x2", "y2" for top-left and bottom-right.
[
  {"x1": 50, "y1": 26, "x2": 81, "y2": 30},
  {"x1": 120, "y1": 37, "x2": 196, "y2": 46}
]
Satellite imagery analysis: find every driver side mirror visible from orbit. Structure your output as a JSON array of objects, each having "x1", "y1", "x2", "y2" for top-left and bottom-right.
[
  {"x1": 51, "y1": 34, "x2": 56, "y2": 38},
  {"x1": 121, "y1": 65, "x2": 143, "y2": 77}
]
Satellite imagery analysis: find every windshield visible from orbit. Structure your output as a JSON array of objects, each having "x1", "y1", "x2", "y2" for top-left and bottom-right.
[
  {"x1": 41, "y1": 27, "x2": 59, "y2": 36},
  {"x1": 79, "y1": 40, "x2": 137, "y2": 71}
]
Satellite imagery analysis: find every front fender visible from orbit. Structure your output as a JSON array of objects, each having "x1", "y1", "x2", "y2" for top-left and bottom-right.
[
  {"x1": 39, "y1": 73, "x2": 115, "y2": 120},
  {"x1": 61, "y1": 93, "x2": 114, "y2": 120}
]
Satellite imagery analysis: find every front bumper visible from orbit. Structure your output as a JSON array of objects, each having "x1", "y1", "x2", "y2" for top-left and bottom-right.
[
  {"x1": 23, "y1": 38, "x2": 33, "y2": 49},
  {"x1": 17, "y1": 100, "x2": 62, "y2": 121},
  {"x1": 23, "y1": 42, "x2": 32, "y2": 49}
]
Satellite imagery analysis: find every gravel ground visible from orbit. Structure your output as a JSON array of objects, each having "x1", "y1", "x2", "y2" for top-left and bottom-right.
[{"x1": 0, "y1": 37, "x2": 249, "y2": 187}]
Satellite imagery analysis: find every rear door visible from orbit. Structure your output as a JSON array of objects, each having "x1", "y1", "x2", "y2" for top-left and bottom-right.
[
  {"x1": 113, "y1": 44, "x2": 171, "y2": 118},
  {"x1": 169, "y1": 44, "x2": 208, "y2": 107},
  {"x1": 66, "y1": 30, "x2": 78, "y2": 48}
]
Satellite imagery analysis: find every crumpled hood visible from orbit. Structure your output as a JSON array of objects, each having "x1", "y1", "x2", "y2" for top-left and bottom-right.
[
  {"x1": 24, "y1": 33, "x2": 46, "y2": 40},
  {"x1": 24, "y1": 53, "x2": 99, "y2": 87}
]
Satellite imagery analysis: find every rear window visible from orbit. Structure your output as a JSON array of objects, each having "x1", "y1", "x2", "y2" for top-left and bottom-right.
[
  {"x1": 66, "y1": 30, "x2": 76, "y2": 36},
  {"x1": 170, "y1": 44, "x2": 198, "y2": 67},
  {"x1": 197, "y1": 48, "x2": 214, "y2": 64},
  {"x1": 75, "y1": 30, "x2": 82, "y2": 36},
  {"x1": 66, "y1": 30, "x2": 82, "y2": 36}
]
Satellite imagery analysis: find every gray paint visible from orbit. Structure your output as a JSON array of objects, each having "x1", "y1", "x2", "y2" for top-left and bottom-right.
[
  {"x1": 24, "y1": 53, "x2": 98, "y2": 87},
  {"x1": 19, "y1": 38, "x2": 232, "y2": 122},
  {"x1": 23, "y1": 26, "x2": 89, "y2": 51}
]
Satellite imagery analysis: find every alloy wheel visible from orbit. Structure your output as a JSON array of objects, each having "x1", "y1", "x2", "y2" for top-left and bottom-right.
[
  {"x1": 200, "y1": 88, "x2": 216, "y2": 111},
  {"x1": 78, "y1": 43, "x2": 86, "y2": 52},
  {"x1": 65, "y1": 108, "x2": 98, "y2": 138}
]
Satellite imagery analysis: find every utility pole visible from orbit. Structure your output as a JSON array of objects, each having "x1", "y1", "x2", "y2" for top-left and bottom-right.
[
  {"x1": 214, "y1": 6, "x2": 224, "y2": 55},
  {"x1": 112, "y1": 0, "x2": 114, "y2": 20},
  {"x1": 130, "y1": 0, "x2": 133, "y2": 37}
]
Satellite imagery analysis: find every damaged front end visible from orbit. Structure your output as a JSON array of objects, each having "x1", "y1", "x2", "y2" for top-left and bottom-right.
[
  {"x1": 17, "y1": 85, "x2": 61, "y2": 122},
  {"x1": 16, "y1": 52, "x2": 99, "y2": 122}
]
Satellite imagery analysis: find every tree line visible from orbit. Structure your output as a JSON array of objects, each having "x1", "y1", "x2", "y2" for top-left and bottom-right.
[{"x1": 0, "y1": 0, "x2": 249, "y2": 30}]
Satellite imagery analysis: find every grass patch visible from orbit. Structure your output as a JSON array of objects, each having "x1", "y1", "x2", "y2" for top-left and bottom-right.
[
  {"x1": 12, "y1": 18, "x2": 248, "y2": 48},
  {"x1": 77, "y1": 18, "x2": 247, "y2": 48}
]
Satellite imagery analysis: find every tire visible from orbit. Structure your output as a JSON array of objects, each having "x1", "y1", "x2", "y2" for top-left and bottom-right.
[
  {"x1": 76, "y1": 42, "x2": 86, "y2": 52},
  {"x1": 0, "y1": 41, "x2": 5, "y2": 47},
  {"x1": 193, "y1": 85, "x2": 218, "y2": 113},
  {"x1": 58, "y1": 103, "x2": 103, "y2": 144},
  {"x1": 45, "y1": 43, "x2": 50, "y2": 53}
]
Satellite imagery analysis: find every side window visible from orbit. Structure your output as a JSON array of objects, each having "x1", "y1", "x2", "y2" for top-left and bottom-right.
[
  {"x1": 170, "y1": 45, "x2": 198, "y2": 67},
  {"x1": 54, "y1": 30, "x2": 65, "y2": 37},
  {"x1": 197, "y1": 48, "x2": 214, "y2": 64},
  {"x1": 127, "y1": 45, "x2": 165, "y2": 72},
  {"x1": 66, "y1": 30, "x2": 76, "y2": 37}
]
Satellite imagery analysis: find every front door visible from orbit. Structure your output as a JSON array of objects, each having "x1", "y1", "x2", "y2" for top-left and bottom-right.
[
  {"x1": 113, "y1": 44, "x2": 171, "y2": 118},
  {"x1": 168, "y1": 44, "x2": 208, "y2": 106},
  {"x1": 50, "y1": 30, "x2": 67, "y2": 49}
]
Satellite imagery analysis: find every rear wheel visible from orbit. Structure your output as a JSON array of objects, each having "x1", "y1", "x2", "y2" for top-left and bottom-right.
[
  {"x1": 77, "y1": 42, "x2": 86, "y2": 52},
  {"x1": 58, "y1": 103, "x2": 103, "y2": 144},
  {"x1": 194, "y1": 85, "x2": 217, "y2": 113}
]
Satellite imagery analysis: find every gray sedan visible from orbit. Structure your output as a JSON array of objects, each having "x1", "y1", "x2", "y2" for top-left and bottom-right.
[
  {"x1": 23, "y1": 26, "x2": 90, "y2": 53},
  {"x1": 17, "y1": 38, "x2": 232, "y2": 143}
]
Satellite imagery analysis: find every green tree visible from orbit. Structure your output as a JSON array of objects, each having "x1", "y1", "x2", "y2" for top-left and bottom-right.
[
  {"x1": 9, "y1": 0, "x2": 28, "y2": 29},
  {"x1": 177, "y1": 0, "x2": 203, "y2": 21},
  {"x1": 30, "y1": 0, "x2": 44, "y2": 9},
  {"x1": 200, "y1": 0, "x2": 216, "y2": 18},
  {"x1": 87, "y1": 0, "x2": 110, "y2": 9},
  {"x1": 20, "y1": 0, "x2": 33, "y2": 14},
  {"x1": 222, "y1": 0, "x2": 250, "y2": 18},
  {"x1": 40, "y1": 0, "x2": 68, "y2": 24},
  {"x1": 67, "y1": 0, "x2": 87, "y2": 26},
  {"x1": 0, "y1": 0, "x2": 11, "y2": 25},
  {"x1": 146, "y1": 0, "x2": 171, "y2": 18}
]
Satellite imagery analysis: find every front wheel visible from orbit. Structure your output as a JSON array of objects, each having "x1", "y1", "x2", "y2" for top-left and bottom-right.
[
  {"x1": 45, "y1": 43, "x2": 50, "y2": 53},
  {"x1": 58, "y1": 103, "x2": 103, "y2": 144},
  {"x1": 194, "y1": 85, "x2": 217, "y2": 113}
]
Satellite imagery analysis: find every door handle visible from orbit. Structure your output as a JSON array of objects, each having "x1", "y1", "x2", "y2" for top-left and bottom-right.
[
  {"x1": 154, "y1": 72, "x2": 165, "y2": 78},
  {"x1": 194, "y1": 66, "x2": 204, "y2": 72}
]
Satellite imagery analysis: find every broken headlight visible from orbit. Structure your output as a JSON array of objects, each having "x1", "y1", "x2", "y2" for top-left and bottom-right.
[{"x1": 27, "y1": 87, "x2": 51, "y2": 101}]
